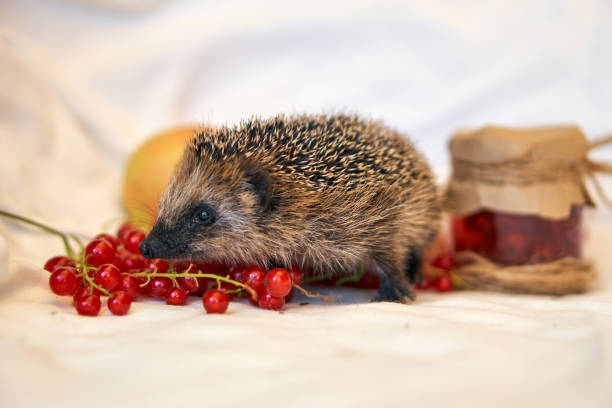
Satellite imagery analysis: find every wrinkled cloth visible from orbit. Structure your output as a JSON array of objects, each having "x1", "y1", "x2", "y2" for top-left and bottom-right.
[{"x1": 0, "y1": 1, "x2": 611, "y2": 407}]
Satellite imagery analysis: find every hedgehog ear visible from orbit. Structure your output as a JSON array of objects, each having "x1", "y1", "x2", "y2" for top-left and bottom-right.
[{"x1": 242, "y1": 164, "x2": 271, "y2": 211}]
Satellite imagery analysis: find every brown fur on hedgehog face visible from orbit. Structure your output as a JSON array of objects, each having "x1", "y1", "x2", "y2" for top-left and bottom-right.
[{"x1": 140, "y1": 146, "x2": 272, "y2": 265}]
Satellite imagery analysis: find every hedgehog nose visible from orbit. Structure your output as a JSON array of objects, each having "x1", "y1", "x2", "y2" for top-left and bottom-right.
[{"x1": 139, "y1": 240, "x2": 155, "y2": 259}]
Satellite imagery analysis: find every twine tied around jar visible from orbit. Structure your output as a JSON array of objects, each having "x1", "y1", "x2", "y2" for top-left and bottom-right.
[
  {"x1": 583, "y1": 133, "x2": 612, "y2": 208},
  {"x1": 447, "y1": 130, "x2": 612, "y2": 295}
]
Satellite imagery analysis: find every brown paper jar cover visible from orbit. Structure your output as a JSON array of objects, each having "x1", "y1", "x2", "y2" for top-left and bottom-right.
[{"x1": 445, "y1": 125, "x2": 593, "y2": 220}]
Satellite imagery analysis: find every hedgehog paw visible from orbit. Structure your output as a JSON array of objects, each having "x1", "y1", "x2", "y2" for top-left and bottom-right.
[{"x1": 371, "y1": 285, "x2": 415, "y2": 304}]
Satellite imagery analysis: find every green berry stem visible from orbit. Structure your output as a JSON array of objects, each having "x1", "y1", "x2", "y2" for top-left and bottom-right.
[
  {"x1": 132, "y1": 270, "x2": 257, "y2": 298},
  {"x1": 334, "y1": 265, "x2": 364, "y2": 285},
  {"x1": 0, "y1": 209, "x2": 78, "y2": 260},
  {"x1": 78, "y1": 257, "x2": 111, "y2": 297}
]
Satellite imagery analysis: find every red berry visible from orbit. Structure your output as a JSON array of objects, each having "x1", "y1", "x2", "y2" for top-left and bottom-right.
[
  {"x1": 73, "y1": 286, "x2": 90, "y2": 304},
  {"x1": 287, "y1": 265, "x2": 304, "y2": 285},
  {"x1": 122, "y1": 255, "x2": 146, "y2": 272},
  {"x1": 285, "y1": 288, "x2": 294, "y2": 303},
  {"x1": 242, "y1": 265, "x2": 266, "y2": 291},
  {"x1": 117, "y1": 222, "x2": 134, "y2": 245},
  {"x1": 116, "y1": 273, "x2": 140, "y2": 301},
  {"x1": 166, "y1": 287, "x2": 189, "y2": 306},
  {"x1": 49, "y1": 267, "x2": 80, "y2": 296},
  {"x1": 108, "y1": 291, "x2": 132, "y2": 315},
  {"x1": 85, "y1": 239, "x2": 116, "y2": 268},
  {"x1": 94, "y1": 233, "x2": 118, "y2": 249},
  {"x1": 432, "y1": 254, "x2": 456, "y2": 271},
  {"x1": 139, "y1": 277, "x2": 153, "y2": 295},
  {"x1": 265, "y1": 268, "x2": 292, "y2": 297},
  {"x1": 176, "y1": 275, "x2": 201, "y2": 293},
  {"x1": 84, "y1": 285, "x2": 104, "y2": 297},
  {"x1": 174, "y1": 261, "x2": 197, "y2": 273},
  {"x1": 150, "y1": 277, "x2": 172, "y2": 298},
  {"x1": 351, "y1": 269, "x2": 380, "y2": 289},
  {"x1": 94, "y1": 264, "x2": 121, "y2": 292},
  {"x1": 124, "y1": 229, "x2": 146, "y2": 254},
  {"x1": 216, "y1": 280, "x2": 237, "y2": 300},
  {"x1": 111, "y1": 256, "x2": 123, "y2": 270},
  {"x1": 203, "y1": 289, "x2": 229, "y2": 314},
  {"x1": 258, "y1": 288, "x2": 285, "y2": 310},
  {"x1": 75, "y1": 294, "x2": 101, "y2": 316},
  {"x1": 147, "y1": 258, "x2": 169, "y2": 273},
  {"x1": 434, "y1": 274, "x2": 453, "y2": 292},
  {"x1": 247, "y1": 289, "x2": 259, "y2": 306},
  {"x1": 229, "y1": 265, "x2": 246, "y2": 283},
  {"x1": 44, "y1": 255, "x2": 76, "y2": 273},
  {"x1": 415, "y1": 279, "x2": 433, "y2": 290},
  {"x1": 203, "y1": 262, "x2": 228, "y2": 276}
]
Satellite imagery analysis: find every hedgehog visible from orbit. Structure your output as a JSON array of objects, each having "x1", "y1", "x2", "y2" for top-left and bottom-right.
[{"x1": 139, "y1": 113, "x2": 441, "y2": 302}]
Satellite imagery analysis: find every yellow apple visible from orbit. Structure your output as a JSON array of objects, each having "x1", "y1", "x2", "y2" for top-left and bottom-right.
[{"x1": 122, "y1": 125, "x2": 205, "y2": 231}]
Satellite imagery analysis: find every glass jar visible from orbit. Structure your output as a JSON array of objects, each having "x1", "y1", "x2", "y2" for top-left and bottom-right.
[
  {"x1": 451, "y1": 205, "x2": 581, "y2": 266},
  {"x1": 444, "y1": 125, "x2": 596, "y2": 294}
]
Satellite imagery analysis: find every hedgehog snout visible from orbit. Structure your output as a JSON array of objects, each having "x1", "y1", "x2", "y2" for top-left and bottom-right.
[
  {"x1": 140, "y1": 233, "x2": 189, "y2": 259},
  {"x1": 139, "y1": 239, "x2": 155, "y2": 259}
]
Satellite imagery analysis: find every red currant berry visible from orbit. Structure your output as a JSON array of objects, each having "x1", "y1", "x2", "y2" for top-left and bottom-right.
[
  {"x1": 94, "y1": 233, "x2": 118, "y2": 249},
  {"x1": 147, "y1": 258, "x2": 169, "y2": 273},
  {"x1": 73, "y1": 286, "x2": 90, "y2": 304},
  {"x1": 216, "y1": 280, "x2": 237, "y2": 300},
  {"x1": 117, "y1": 222, "x2": 134, "y2": 245},
  {"x1": 177, "y1": 275, "x2": 200, "y2": 293},
  {"x1": 265, "y1": 268, "x2": 292, "y2": 298},
  {"x1": 242, "y1": 265, "x2": 266, "y2": 291},
  {"x1": 124, "y1": 229, "x2": 146, "y2": 254},
  {"x1": 173, "y1": 261, "x2": 191, "y2": 273},
  {"x1": 49, "y1": 267, "x2": 80, "y2": 296},
  {"x1": 150, "y1": 277, "x2": 172, "y2": 298},
  {"x1": 123, "y1": 255, "x2": 146, "y2": 272},
  {"x1": 139, "y1": 277, "x2": 153, "y2": 295},
  {"x1": 229, "y1": 265, "x2": 246, "y2": 283},
  {"x1": 203, "y1": 289, "x2": 229, "y2": 314},
  {"x1": 116, "y1": 273, "x2": 140, "y2": 301},
  {"x1": 287, "y1": 265, "x2": 304, "y2": 285},
  {"x1": 434, "y1": 274, "x2": 453, "y2": 292},
  {"x1": 349, "y1": 269, "x2": 380, "y2": 289},
  {"x1": 111, "y1": 255, "x2": 122, "y2": 270},
  {"x1": 166, "y1": 287, "x2": 189, "y2": 306},
  {"x1": 44, "y1": 255, "x2": 76, "y2": 273},
  {"x1": 94, "y1": 264, "x2": 121, "y2": 292},
  {"x1": 75, "y1": 294, "x2": 101, "y2": 316},
  {"x1": 108, "y1": 291, "x2": 132, "y2": 315},
  {"x1": 415, "y1": 279, "x2": 433, "y2": 290},
  {"x1": 85, "y1": 239, "x2": 116, "y2": 268},
  {"x1": 117, "y1": 247, "x2": 146, "y2": 272},
  {"x1": 432, "y1": 254, "x2": 456, "y2": 271},
  {"x1": 84, "y1": 285, "x2": 104, "y2": 297},
  {"x1": 247, "y1": 289, "x2": 259, "y2": 306},
  {"x1": 258, "y1": 288, "x2": 285, "y2": 310},
  {"x1": 203, "y1": 262, "x2": 228, "y2": 276}
]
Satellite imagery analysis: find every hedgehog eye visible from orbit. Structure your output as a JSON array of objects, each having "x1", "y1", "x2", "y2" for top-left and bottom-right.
[{"x1": 193, "y1": 204, "x2": 216, "y2": 226}]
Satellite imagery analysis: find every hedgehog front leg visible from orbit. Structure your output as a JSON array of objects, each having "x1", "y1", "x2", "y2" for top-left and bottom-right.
[{"x1": 371, "y1": 255, "x2": 415, "y2": 303}]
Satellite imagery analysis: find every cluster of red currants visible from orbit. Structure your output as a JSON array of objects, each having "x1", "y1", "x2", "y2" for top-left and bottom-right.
[
  {"x1": 44, "y1": 223, "x2": 303, "y2": 316},
  {"x1": 452, "y1": 206, "x2": 582, "y2": 266},
  {"x1": 416, "y1": 254, "x2": 456, "y2": 292}
]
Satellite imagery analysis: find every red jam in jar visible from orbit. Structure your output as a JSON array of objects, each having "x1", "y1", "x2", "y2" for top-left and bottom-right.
[{"x1": 451, "y1": 205, "x2": 582, "y2": 266}]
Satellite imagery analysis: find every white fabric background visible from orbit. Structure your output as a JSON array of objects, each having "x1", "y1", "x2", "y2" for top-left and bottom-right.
[{"x1": 0, "y1": 0, "x2": 611, "y2": 407}]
